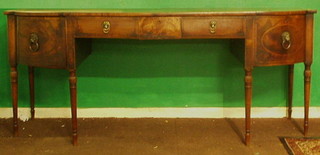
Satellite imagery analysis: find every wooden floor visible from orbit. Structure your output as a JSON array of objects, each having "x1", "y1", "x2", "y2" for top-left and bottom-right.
[{"x1": 0, "y1": 118, "x2": 319, "y2": 154}]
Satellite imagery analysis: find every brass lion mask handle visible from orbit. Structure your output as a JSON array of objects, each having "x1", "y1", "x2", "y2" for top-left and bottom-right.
[
  {"x1": 210, "y1": 21, "x2": 217, "y2": 34},
  {"x1": 281, "y1": 31, "x2": 291, "y2": 50},
  {"x1": 29, "y1": 33, "x2": 39, "y2": 52},
  {"x1": 102, "y1": 21, "x2": 111, "y2": 34}
]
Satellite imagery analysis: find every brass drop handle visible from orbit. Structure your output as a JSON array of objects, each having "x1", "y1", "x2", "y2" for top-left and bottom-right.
[
  {"x1": 281, "y1": 31, "x2": 291, "y2": 50},
  {"x1": 29, "y1": 33, "x2": 39, "y2": 52},
  {"x1": 210, "y1": 21, "x2": 217, "y2": 34},
  {"x1": 102, "y1": 21, "x2": 110, "y2": 34}
]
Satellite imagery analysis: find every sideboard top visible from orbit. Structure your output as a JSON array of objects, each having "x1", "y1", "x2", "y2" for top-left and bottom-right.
[{"x1": 4, "y1": 9, "x2": 317, "y2": 17}]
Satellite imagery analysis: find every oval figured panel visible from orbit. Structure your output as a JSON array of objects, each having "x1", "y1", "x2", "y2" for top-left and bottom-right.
[
  {"x1": 255, "y1": 16, "x2": 306, "y2": 66},
  {"x1": 17, "y1": 17, "x2": 66, "y2": 69},
  {"x1": 138, "y1": 17, "x2": 181, "y2": 39},
  {"x1": 261, "y1": 25, "x2": 298, "y2": 54}
]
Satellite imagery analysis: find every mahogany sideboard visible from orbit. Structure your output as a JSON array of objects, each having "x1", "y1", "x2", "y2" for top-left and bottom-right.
[{"x1": 4, "y1": 9, "x2": 316, "y2": 145}]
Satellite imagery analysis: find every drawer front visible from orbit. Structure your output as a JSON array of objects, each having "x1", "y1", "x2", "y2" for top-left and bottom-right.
[
  {"x1": 182, "y1": 17, "x2": 245, "y2": 38},
  {"x1": 75, "y1": 17, "x2": 138, "y2": 38},
  {"x1": 255, "y1": 16, "x2": 306, "y2": 66},
  {"x1": 17, "y1": 17, "x2": 66, "y2": 68}
]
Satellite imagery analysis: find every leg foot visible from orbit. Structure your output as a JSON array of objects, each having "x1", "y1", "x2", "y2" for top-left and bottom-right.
[
  {"x1": 28, "y1": 66, "x2": 35, "y2": 119},
  {"x1": 244, "y1": 69, "x2": 252, "y2": 145},
  {"x1": 288, "y1": 65, "x2": 294, "y2": 119},
  {"x1": 69, "y1": 70, "x2": 78, "y2": 145},
  {"x1": 304, "y1": 64, "x2": 311, "y2": 136},
  {"x1": 10, "y1": 67, "x2": 18, "y2": 136}
]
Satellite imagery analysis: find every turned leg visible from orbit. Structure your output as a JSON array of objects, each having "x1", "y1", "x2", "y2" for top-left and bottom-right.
[
  {"x1": 69, "y1": 70, "x2": 78, "y2": 145},
  {"x1": 28, "y1": 66, "x2": 35, "y2": 119},
  {"x1": 244, "y1": 69, "x2": 252, "y2": 145},
  {"x1": 287, "y1": 65, "x2": 294, "y2": 119},
  {"x1": 304, "y1": 64, "x2": 311, "y2": 136},
  {"x1": 10, "y1": 67, "x2": 18, "y2": 136}
]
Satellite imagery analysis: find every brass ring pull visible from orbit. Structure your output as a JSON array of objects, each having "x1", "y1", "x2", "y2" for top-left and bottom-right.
[
  {"x1": 102, "y1": 21, "x2": 110, "y2": 34},
  {"x1": 210, "y1": 21, "x2": 217, "y2": 34},
  {"x1": 29, "y1": 33, "x2": 39, "y2": 52},
  {"x1": 281, "y1": 31, "x2": 291, "y2": 50}
]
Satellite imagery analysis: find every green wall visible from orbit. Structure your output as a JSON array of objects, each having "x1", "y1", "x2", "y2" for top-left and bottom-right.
[{"x1": 0, "y1": 0, "x2": 319, "y2": 108}]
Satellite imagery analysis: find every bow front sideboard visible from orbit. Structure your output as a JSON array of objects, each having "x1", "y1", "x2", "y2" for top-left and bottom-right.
[{"x1": 4, "y1": 9, "x2": 316, "y2": 145}]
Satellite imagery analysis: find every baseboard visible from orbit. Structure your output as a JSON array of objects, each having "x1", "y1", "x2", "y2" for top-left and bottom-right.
[{"x1": 0, "y1": 107, "x2": 319, "y2": 121}]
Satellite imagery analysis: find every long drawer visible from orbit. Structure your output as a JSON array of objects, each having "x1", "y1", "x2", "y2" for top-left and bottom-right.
[{"x1": 74, "y1": 16, "x2": 245, "y2": 39}]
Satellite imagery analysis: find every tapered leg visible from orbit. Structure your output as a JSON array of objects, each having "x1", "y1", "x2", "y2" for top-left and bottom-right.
[
  {"x1": 287, "y1": 65, "x2": 294, "y2": 119},
  {"x1": 69, "y1": 70, "x2": 78, "y2": 145},
  {"x1": 10, "y1": 67, "x2": 18, "y2": 136},
  {"x1": 28, "y1": 66, "x2": 35, "y2": 119},
  {"x1": 304, "y1": 64, "x2": 311, "y2": 136},
  {"x1": 244, "y1": 69, "x2": 252, "y2": 145}
]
